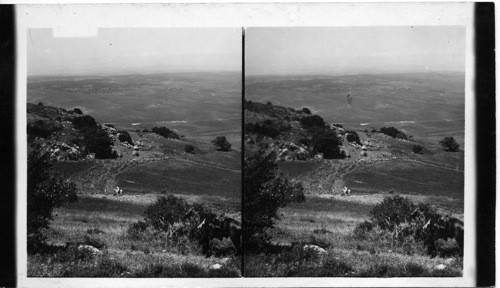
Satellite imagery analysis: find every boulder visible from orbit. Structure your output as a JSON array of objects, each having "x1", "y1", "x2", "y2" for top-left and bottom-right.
[
  {"x1": 210, "y1": 264, "x2": 222, "y2": 270},
  {"x1": 86, "y1": 153, "x2": 95, "y2": 160},
  {"x1": 133, "y1": 145, "x2": 139, "y2": 150},
  {"x1": 314, "y1": 153, "x2": 323, "y2": 160},
  {"x1": 361, "y1": 151, "x2": 367, "y2": 156},
  {"x1": 132, "y1": 151, "x2": 139, "y2": 156},
  {"x1": 78, "y1": 244, "x2": 102, "y2": 256},
  {"x1": 435, "y1": 264, "x2": 446, "y2": 270},
  {"x1": 361, "y1": 145, "x2": 367, "y2": 151},
  {"x1": 303, "y1": 244, "x2": 327, "y2": 256}
]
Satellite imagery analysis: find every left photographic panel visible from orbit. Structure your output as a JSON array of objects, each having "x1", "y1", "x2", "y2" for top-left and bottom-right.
[{"x1": 26, "y1": 28, "x2": 242, "y2": 277}]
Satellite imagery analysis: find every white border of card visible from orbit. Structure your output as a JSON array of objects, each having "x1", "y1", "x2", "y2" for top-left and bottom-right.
[{"x1": 16, "y1": 3, "x2": 475, "y2": 287}]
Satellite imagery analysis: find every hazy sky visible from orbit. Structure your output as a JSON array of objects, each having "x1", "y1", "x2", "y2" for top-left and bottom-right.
[
  {"x1": 28, "y1": 28, "x2": 241, "y2": 76},
  {"x1": 246, "y1": 26, "x2": 465, "y2": 75}
]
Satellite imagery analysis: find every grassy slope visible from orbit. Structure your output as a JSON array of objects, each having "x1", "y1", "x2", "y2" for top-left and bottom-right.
[
  {"x1": 27, "y1": 74, "x2": 242, "y2": 277},
  {"x1": 244, "y1": 73, "x2": 465, "y2": 276}
]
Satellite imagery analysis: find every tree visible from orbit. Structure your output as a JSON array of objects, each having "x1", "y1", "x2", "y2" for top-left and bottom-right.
[
  {"x1": 439, "y1": 137, "x2": 459, "y2": 152},
  {"x1": 299, "y1": 115, "x2": 326, "y2": 130},
  {"x1": 28, "y1": 144, "x2": 77, "y2": 253},
  {"x1": 311, "y1": 129, "x2": 343, "y2": 159},
  {"x1": 84, "y1": 128, "x2": 117, "y2": 159},
  {"x1": 412, "y1": 145, "x2": 423, "y2": 154},
  {"x1": 243, "y1": 149, "x2": 304, "y2": 251},
  {"x1": 212, "y1": 136, "x2": 231, "y2": 151},
  {"x1": 185, "y1": 144, "x2": 195, "y2": 154}
]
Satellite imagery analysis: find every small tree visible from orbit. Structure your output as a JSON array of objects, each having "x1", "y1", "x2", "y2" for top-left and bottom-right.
[
  {"x1": 439, "y1": 137, "x2": 459, "y2": 152},
  {"x1": 185, "y1": 144, "x2": 195, "y2": 154},
  {"x1": 212, "y1": 136, "x2": 231, "y2": 151},
  {"x1": 84, "y1": 128, "x2": 117, "y2": 159},
  {"x1": 412, "y1": 145, "x2": 423, "y2": 154},
  {"x1": 244, "y1": 149, "x2": 304, "y2": 251},
  {"x1": 28, "y1": 144, "x2": 78, "y2": 253}
]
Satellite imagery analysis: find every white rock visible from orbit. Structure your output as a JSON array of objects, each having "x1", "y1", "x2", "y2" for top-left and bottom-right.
[
  {"x1": 435, "y1": 264, "x2": 446, "y2": 270},
  {"x1": 210, "y1": 264, "x2": 222, "y2": 270},
  {"x1": 78, "y1": 244, "x2": 102, "y2": 255},
  {"x1": 303, "y1": 244, "x2": 327, "y2": 255}
]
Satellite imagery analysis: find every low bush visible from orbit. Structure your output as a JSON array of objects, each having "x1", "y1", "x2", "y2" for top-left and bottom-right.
[
  {"x1": 412, "y1": 145, "x2": 423, "y2": 154},
  {"x1": 27, "y1": 120, "x2": 62, "y2": 139},
  {"x1": 369, "y1": 195, "x2": 415, "y2": 231},
  {"x1": 345, "y1": 130, "x2": 361, "y2": 145},
  {"x1": 184, "y1": 144, "x2": 195, "y2": 154},
  {"x1": 71, "y1": 115, "x2": 97, "y2": 131},
  {"x1": 83, "y1": 127, "x2": 117, "y2": 159},
  {"x1": 212, "y1": 136, "x2": 232, "y2": 151},
  {"x1": 152, "y1": 126, "x2": 179, "y2": 139},
  {"x1": 117, "y1": 130, "x2": 133, "y2": 145},
  {"x1": 84, "y1": 234, "x2": 106, "y2": 249},
  {"x1": 245, "y1": 119, "x2": 292, "y2": 139},
  {"x1": 380, "y1": 126, "x2": 407, "y2": 139},
  {"x1": 299, "y1": 115, "x2": 326, "y2": 130}
]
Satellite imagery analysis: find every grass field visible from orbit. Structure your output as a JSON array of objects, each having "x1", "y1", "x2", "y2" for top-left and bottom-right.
[{"x1": 29, "y1": 194, "x2": 241, "y2": 277}]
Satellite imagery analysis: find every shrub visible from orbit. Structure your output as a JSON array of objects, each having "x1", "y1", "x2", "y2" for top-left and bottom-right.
[
  {"x1": 151, "y1": 126, "x2": 179, "y2": 139},
  {"x1": 184, "y1": 144, "x2": 195, "y2": 153},
  {"x1": 27, "y1": 144, "x2": 78, "y2": 253},
  {"x1": 345, "y1": 130, "x2": 361, "y2": 145},
  {"x1": 354, "y1": 220, "x2": 375, "y2": 240},
  {"x1": 244, "y1": 149, "x2": 301, "y2": 251},
  {"x1": 144, "y1": 196, "x2": 190, "y2": 232},
  {"x1": 37, "y1": 102, "x2": 44, "y2": 106},
  {"x1": 73, "y1": 108, "x2": 83, "y2": 115},
  {"x1": 311, "y1": 129, "x2": 343, "y2": 159},
  {"x1": 299, "y1": 115, "x2": 326, "y2": 130},
  {"x1": 27, "y1": 120, "x2": 62, "y2": 139},
  {"x1": 369, "y1": 195, "x2": 415, "y2": 231},
  {"x1": 301, "y1": 107, "x2": 312, "y2": 115},
  {"x1": 117, "y1": 130, "x2": 133, "y2": 145},
  {"x1": 212, "y1": 136, "x2": 232, "y2": 151},
  {"x1": 84, "y1": 128, "x2": 117, "y2": 159},
  {"x1": 380, "y1": 127, "x2": 407, "y2": 139},
  {"x1": 71, "y1": 115, "x2": 97, "y2": 131},
  {"x1": 412, "y1": 144, "x2": 423, "y2": 154},
  {"x1": 84, "y1": 234, "x2": 106, "y2": 249},
  {"x1": 439, "y1": 136, "x2": 459, "y2": 152},
  {"x1": 245, "y1": 119, "x2": 292, "y2": 139}
]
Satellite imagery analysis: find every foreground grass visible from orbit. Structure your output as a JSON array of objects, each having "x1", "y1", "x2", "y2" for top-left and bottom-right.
[
  {"x1": 29, "y1": 194, "x2": 241, "y2": 277},
  {"x1": 245, "y1": 195, "x2": 463, "y2": 277}
]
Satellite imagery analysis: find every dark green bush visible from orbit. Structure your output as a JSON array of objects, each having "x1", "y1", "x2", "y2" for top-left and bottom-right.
[
  {"x1": 27, "y1": 120, "x2": 62, "y2": 139},
  {"x1": 311, "y1": 129, "x2": 343, "y2": 159},
  {"x1": 301, "y1": 107, "x2": 312, "y2": 115},
  {"x1": 412, "y1": 144, "x2": 423, "y2": 154},
  {"x1": 84, "y1": 234, "x2": 106, "y2": 249},
  {"x1": 212, "y1": 136, "x2": 232, "y2": 151},
  {"x1": 84, "y1": 128, "x2": 117, "y2": 159},
  {"x1": 439, "y1": 136, "x2": 459, "y2": 152},
  {"x1": 245, "y1": 119, "x2": 292, "y2": 139},
  {"x1": 152, "y1": 126, "x2": 179, "y2": 139},
  {"x1": 71, "y1": 115, "x2": 97, "y2": 131},
  {"x1": 345, "y1": 130, "x2": 361, "y2": 145},
  {"x1": 117, "y1": 130, "x2": 133, "y2": 145},
  {"x1": 380, "y1": 127, "x2": 407, "y2": 139},
  {"x1": 184, "y1": 144, "x2": 195, "y2": 153},
  {"x1": 299, "y1": 115, "x2": 326, "y2": 130},
  {"x1": 144, "y1": 196, "x2": 190, "y2": 231},
  {"x1": 369, "y1": 195, "x2": 415, "y2": 231},
  {"x1": 73, "y1": 108, "x2": 83, "y2": 115},
  {"x1": 28, "y1": 144, "x2": 78, "y2": 253}
]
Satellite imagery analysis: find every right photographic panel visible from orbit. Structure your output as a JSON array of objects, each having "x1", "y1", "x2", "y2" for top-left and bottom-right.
[{"x1": 243, "y1": 27, "x2": 465, "y2": 277}]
